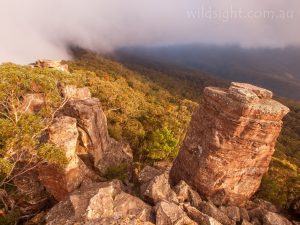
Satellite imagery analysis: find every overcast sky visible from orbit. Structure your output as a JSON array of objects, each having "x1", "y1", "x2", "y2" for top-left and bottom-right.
[{"x1": 0, "y1": 0, "x2": 299, "y2": 63}]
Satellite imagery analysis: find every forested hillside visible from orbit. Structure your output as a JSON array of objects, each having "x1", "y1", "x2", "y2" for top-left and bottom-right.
[
  {"x1": 0, "y1": 51, "x2": 299, "y2": 224},
  {"x1": 113, "y1": 45, "x2": 300, "y2": 100},
  {"x1": 70, "y1": 51, "x2": 300, "y2": 209}
]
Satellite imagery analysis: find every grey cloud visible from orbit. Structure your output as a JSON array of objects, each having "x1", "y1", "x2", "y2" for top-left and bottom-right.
[{"x1": 0, "y1": 0, "x2": 299, "y2": 63}]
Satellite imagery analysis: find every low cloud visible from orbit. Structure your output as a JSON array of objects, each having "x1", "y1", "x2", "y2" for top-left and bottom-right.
[{"x1": 0, "y1": 0, "x2": 299, "y2": 63}]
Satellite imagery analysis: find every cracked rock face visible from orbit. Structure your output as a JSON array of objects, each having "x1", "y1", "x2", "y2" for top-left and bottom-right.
[
  {"x1": 170, "y1": 82, "x2": 289, "y2": 205},
  {"x1": 45, "y1": 180, "x2": 154, "y2": 225},
  {"x1": 38, "y1": 116, "x2": 89, "y2": 201}
]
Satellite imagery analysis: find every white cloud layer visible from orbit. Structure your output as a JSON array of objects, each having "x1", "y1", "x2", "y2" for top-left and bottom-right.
[{"x1": 0, "y1": 0, "x2": 299, "y2": 63}]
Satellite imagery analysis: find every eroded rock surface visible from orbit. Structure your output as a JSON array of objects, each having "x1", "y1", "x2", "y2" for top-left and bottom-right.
[
  {"x1": 38, "y1": 116, "x2": 88, "y2": 201},
  {"x1": 263, "y1": 211, "x2": 293, "y2": 225},
  {"x1": 139, "y1": 167, "x2": 178, "y2": 204},
  {"x1": 171, "y1": 82, "x2": 289, "y2": 205},
  {"x1": 59, "y1": 86, "x2": 133, "y2": 173},
  {"x1": 183, "y1": 204, "x2": 222, "y2": 225},
  {"x1": 155, "y1": 200, "x2": 197, "y2": 225},
  {"x1": 174, "y1": 180, "x2": 202, "y2": 208},
  {"x1": 45, "y1": 180, "x2": 154, "y2": 225}
]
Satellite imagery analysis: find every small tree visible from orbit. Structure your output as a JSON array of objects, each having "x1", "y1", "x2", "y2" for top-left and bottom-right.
[{"x1": 143, "y1": 127, "x2": 178, "y2": 160}]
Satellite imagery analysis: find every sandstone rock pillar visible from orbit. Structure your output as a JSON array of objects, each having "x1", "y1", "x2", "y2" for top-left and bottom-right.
[{"x1": 170, "y1": 82, "x2": 289, "y2": 205}]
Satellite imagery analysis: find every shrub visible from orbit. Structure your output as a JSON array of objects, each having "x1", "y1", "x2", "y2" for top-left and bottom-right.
[
  {"x1": 104, "y1": 163, "x2": 129, "y2": 181},
  {"x1": 142, "y1": 127, "x2": 179, "y2": 160}
]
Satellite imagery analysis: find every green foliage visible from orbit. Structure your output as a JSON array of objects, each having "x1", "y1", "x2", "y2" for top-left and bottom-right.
[
  {"x1": 67, "y1": 53, "x2": 197, "y2": 160},
  {"x1": 257, "y1": 98, "x2": 300, "y2": 209},
  {"x1": 257, "y1": 159, "x2": 300, "y2": 208},
  {"x1": 38, "y1": 144, "x2": 68, "y2": 168},
  {"x1": 0, "y1": 210, "x2": 20, "y2": 225},
  {"x1": 1, "y1": 52, "x2": 300, "y2": 214},
  {"x1": 0, "y1": 158, "x2": 13, "y2": 176},
  {"x1": 142, "y1": 127, "x2": 178, "y2": 160},
  {"x1": 0, "y1": 63, "x2": 85, "y2": 185},
  {"x1": 104, "y1": 163, "x2": 129, "y2": 181},
  {"x1": 67, "y1": 53, "x2": 300, "y2": 209}
]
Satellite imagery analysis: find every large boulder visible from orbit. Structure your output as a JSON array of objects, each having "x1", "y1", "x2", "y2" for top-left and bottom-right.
[
  {"x1": 138, "y1": 165, "x2": 164, "y2": 184},
  {"x1": 38, "y1": 116, "x2": 88, "y2": 201},
  {"x1": 155, "y1": 201, "x2": 197, "y2": 225},
  {"x1": 170, "y1": 82, "x2": 289, "y2": 205},
  {"x1": 139, "y1": 167, "x2": 178, "y2": 204},
  {"x1": 46, "y1": 180, "x2": 154, "y2": 225}
]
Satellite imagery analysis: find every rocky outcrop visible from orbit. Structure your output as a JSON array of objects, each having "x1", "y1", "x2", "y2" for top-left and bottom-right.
[
  {"x1": 138, "y1": 166, "x2": 178, "y2": 204},
  {"x1": 60, "y1": 98, "x2": 110, "y2": 166},
  {"x1": 170, "y1": 82, "x2": 290, "y2": 205},
  {"x1": 20, "y1": 93, "x2": 45, "y2": 113},
  {"x1": 45, "y1": 180, "x2": 154, "y2": 225},
  {"x1": 38, "y1": 85, "x2": 133, "y2": 200},
  {"x1": 58, "y1": 86, "x2": 133, "y2": 173},
  {"x1": 30, "y1": 60, "x2": 69, "y2": 72},
  {"x1": 38, "y1": 116, "x2": 88, "y2": 201},
  {"x1": 60, "y1": 85, "x2": 91, "y2": 100}
]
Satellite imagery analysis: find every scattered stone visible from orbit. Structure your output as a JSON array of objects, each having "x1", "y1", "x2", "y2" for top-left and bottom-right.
[
  {"x1": 263, "y1": 211, "x2": 293, "y2": 225},
  {"x1": 241, "y1": 219, "x2": 253, "y2": 225},
  {"x1": 140, "y1": 170, "x2": 178, "y2": 204},
  {"x1": 46, "y1": 180, "x2": 153, "y2": 225},
  {"x1": 188, "y1": 186, "x2": 202, "y2": 208},
  {"x1": 199, "y1": 202, "x2": 235, "y2": 225},
  {"x1": 220, "y1": 205, "x2": 240, "y2": 222},
  {"x1": 138, "y1": 166, "x2": 163, "y2": 184},
  {"x1": 251, "y1": 217, "x2": 262, "y2": 225},
  {"x1": 155, "y1": 201, "x2": 197, "y2": 225},
  {"x1": 97, "y1": 140, "x2": 133, "y2": 176},
  {"x1": 253, "y1": 198, "x2": 278, "y2": 213},
  {"x1": 171, "y1": 82, "x2": 289, "y2": 205},
  {"x1": 174, "y1": 180, "x2": 202, "y2": 208},
  {"x1": 184, "y1": 204, "x2": 222, "y2": 225},
  {"x1": 248, "y1": 207, "x2": 265, "y2": 223},
  {"x1": 240, "y1": 207, "x2": 250, "y2": 222}
]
